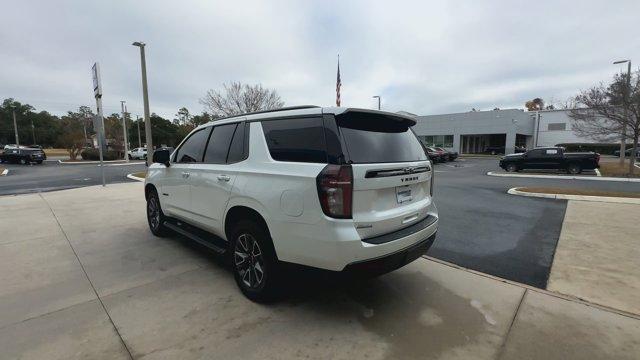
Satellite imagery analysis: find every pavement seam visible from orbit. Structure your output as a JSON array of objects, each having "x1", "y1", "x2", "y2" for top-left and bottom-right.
[
  {"x1": 495, "y1": 289, "x2": 527, "y2": 360},
  {"x1": 424, "y1": 256, "x2": 640, "y2": 320},
  {"x1": 39, "y1": 193, "x2": 135, "y2": 360}
]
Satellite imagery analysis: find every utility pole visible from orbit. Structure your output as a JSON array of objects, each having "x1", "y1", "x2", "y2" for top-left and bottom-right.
[
  {"x1": 83, "y1": 115, "x2": 89, "y2": 148},
  {"x1": 12, "y1": 110, "x2": 20, "y2": 148},
  {"x1": 120, "y1": 101, "x2": 130, "y2": 162},
  {"x1": 31, "y1": 119, "x2": 36, "y2": 145},
  {"x1": 136, "y1": 115, "x2": 142, "y2": 148},
  {"x1": 613, "y1": 59, "x2": 631, "y2": 166},
  {"x1": 133, "y1": 41, "x2": 153, "y2": 166}
]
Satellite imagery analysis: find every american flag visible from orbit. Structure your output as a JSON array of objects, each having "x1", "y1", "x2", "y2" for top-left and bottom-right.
[{"x1": 336, "y1": 58, "x2": 341, "y2": 107}]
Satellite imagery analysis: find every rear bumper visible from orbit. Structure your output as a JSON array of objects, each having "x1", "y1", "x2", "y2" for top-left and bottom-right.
[
  {"x1": 272, "y1": 202, "x2": 439, "y2": 272},
  {"x1": 344, "y1": 232, "x2": 436, "y2": 275}
]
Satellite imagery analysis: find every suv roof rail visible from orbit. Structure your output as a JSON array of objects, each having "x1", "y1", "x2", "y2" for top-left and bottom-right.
[{"x1": 214, "y1": 105, "x2": 320, "y2": 121}]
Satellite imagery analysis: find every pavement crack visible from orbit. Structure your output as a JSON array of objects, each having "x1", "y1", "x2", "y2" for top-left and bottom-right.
[{"x1": 39, "y1": 193, "x2": 135, "y2": 360}]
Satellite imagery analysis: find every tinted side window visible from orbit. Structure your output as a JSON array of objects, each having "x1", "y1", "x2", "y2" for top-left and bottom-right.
[
  {"x1": 175, "y1": 128, "x2": 211, "y2": 163},
  {"x1": 204, "y1": 123, "x2": 237, "y2": 164},
  {"x1": 527, "y1": 150, "x2": 544, "y2": 158},
  {"x1": 227, "y1": 122, "x2": 247, "y2": 163},
  {"x1": 261, "y1": 118, "x2": 327, "y2": 163}
]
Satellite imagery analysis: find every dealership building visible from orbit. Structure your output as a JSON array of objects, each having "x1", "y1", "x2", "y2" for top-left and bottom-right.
[{"x1": 412, "y1": 108, "x2": 595, "y2": 154}]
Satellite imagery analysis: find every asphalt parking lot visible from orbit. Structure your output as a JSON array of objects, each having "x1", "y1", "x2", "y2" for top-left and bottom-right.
[
  {"x1": 0, "y1": 160, "x2": 147, "y2": 195},
  {"x1": 429, "y1": 157, "x2": 639, "y2": 288}
]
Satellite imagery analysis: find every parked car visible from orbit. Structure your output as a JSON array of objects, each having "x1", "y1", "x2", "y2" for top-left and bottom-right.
[
  {"x1": 484, "y1": 146, "x2": 505, "y2": 155},
  {"x1": 434, "y1": 147, "x2": 458, "y2": 161},
  {"x1": 426, "y1": 146, "x2": 448, "y2": 162},
  {"x1": 145, "y1": 106, "x2": 438, "y2": 301},
  {"x1": 613, "y1": 148, "x2": 640, "y2": 158},
  {"x1": 499, "y1": 147, "x2": 600, "y2": 174},
  {"x1": 0, "y1": 148, "x2": 46, "y2": 164},
  {"x1": 128, "y1": 147, "x2": 148, "y2": 160}
]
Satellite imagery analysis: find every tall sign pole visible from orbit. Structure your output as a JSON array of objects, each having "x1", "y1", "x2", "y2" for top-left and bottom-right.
[
  {"x1": 92, "y1": 62, "x2": 106, "y2": 187},
  {"x1": 120, "y1": 101, "x2": 130, "y2": 162}
]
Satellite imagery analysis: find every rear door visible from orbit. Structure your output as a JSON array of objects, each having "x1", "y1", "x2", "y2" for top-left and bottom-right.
[
  {"x1": 334, "y1": 112, "x2": 433, "y2": 239},
  {"x1": 189, "y1": 122, "x2": 246, "y2": 236}
]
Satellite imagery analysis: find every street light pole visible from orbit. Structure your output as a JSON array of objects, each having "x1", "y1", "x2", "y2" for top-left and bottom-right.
[
  {"x1": 613, "y1": 59, "x2": 631, "y2": 166},
  {"x1": 120, "y1": 101, "x2": 130, "y2": 162},
  {"x1": 133, "y1": 41, "x2": 153, "y2": 165},
  {"x1": 12, "y1": 110, "x2": 20, "y2": 148},
  {"x1": 372, "y1": 95, "x2": 381, "y2": 110}
]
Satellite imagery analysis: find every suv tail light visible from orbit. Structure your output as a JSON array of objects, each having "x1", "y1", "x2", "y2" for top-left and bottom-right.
[
  {"x1": 430, "y1": 169, "x2": 434, "y2": 197},
  {"x1": 316, "y1": 164, "x2": 353, "y2": 219}
]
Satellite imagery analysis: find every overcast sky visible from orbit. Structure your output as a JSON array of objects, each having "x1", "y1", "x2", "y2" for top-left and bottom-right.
[{"x1": 1, "y1": 0, "x2": 638, "y2": 119}]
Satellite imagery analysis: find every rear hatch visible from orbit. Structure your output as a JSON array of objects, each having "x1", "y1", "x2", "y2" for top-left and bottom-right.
[{"x1": 335, "y1": 110, "x2": 433, "y2": 239}]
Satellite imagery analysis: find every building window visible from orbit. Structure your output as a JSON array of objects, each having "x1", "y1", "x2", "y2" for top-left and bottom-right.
[
  {"x1": 420, "y1": 135, "x2": 453, "y2": 148},
  {"x1": 547, "y1": 123, "x2": 566, "y2": 131}
]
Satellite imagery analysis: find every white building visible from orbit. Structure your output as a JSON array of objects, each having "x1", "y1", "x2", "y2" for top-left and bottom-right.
[{"x1": 413, "y1": 108, "x2": 600, "y2": 154}]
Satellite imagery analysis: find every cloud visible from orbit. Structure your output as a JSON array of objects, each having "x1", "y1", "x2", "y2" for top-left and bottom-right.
[{"x1": 0, "y1": 0, "x2": 638, "y2": 118}]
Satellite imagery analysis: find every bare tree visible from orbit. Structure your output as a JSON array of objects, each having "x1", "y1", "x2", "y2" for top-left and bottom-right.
[
  {"x1": 199, "y1": 82, "x2": 284, "y2": 117},
  {"x1": 569, "y1": 71, "x2": 640, "y2": 174}
]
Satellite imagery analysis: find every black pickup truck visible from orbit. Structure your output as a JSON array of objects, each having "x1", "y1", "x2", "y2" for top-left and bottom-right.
[{"x1": 499, "y1": 147, "x2": 599, "y2": 174}]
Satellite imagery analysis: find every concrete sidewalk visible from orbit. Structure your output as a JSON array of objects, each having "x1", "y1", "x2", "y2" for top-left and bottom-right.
[
  {"x1": 548, "y1": 200, "x2": 640, "y2": 315},
  {"x1": 1, "y1": 183, "x2": 639, "y2": 359}
]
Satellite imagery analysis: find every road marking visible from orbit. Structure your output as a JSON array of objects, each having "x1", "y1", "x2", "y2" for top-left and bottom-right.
[{"x1": 0, "y1": 168, "x2": 8, "y2": 176}]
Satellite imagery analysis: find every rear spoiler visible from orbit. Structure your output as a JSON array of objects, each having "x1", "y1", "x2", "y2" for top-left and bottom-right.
[{"x1": 332, "y1": 108, "x2": 417, "y2": 127}]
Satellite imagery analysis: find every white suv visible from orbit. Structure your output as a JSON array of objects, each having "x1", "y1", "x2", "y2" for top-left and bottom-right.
[
  {"x1": 145, "y1": 106, "x2": 438, "y2": 301},
  {"x1": 128, "y1": 147, "x2": 147, "y2": 160}
]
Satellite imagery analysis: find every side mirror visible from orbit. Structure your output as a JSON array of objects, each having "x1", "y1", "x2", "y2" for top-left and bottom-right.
[{"x1": 152, "y1": 148, "x2": 171, "y2": 166}]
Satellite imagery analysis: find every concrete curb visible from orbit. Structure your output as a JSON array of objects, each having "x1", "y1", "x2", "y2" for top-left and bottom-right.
[
  {"x1": 59, "y1": 159, "x2": 144, "y2": 165},
  {"x1": 0, "y1": 168, "x2": 8, "y2": 176},
  {"x1": 507, "y1": 187, "x2": 640, "y2": 204},
  {"x1": 487, "y1": 171, "x2": 640, "y2": 183},
  {"x1": 126, "y1": 173, "x2": 145, "y2": 182}
]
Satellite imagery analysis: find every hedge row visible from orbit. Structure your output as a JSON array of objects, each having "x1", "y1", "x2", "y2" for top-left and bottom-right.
[
  {"x1": 556, "y1": 143, "x2": 634, "y2": 155},
  {"x1": 81, "y1": 149, "x2": 121, "y2": 161}
]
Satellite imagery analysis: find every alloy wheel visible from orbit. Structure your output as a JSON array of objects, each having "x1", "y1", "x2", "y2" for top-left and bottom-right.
[
  {"x1": 147, "y1": 197, "x2": 160, "y2": 230},
  {"x1": 234, "y1": 233, "x2": 265, "y2": 289}
]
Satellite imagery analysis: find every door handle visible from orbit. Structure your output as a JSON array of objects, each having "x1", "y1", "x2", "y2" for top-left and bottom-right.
[
  {"x1": 181, "y1": 172, "x2": 190, "y2": 178},
  {"x1": 217, "y1": 174, "x2": 231, "y2": 182}
]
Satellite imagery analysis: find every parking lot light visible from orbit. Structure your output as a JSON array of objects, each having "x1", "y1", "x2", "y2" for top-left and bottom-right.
[{"x1": 613, "y1": 59, "x2": 631, "y2": 166}]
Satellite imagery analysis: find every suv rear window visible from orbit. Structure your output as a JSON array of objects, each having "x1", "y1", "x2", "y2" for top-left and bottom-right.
[
  {"x1": 261, "y1": 118, "x2": 327, "y2": 163},
  {"x1": 336, "y1": 114, "x2": 427, "y2": 163}
]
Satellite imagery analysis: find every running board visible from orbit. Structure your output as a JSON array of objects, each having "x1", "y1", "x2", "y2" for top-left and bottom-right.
[{"x1": 163, "y1": 221, "x2": 227, "y2": 254}]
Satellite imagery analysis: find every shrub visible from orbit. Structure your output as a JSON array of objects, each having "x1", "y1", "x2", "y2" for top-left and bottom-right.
[{"x1": 81, "y1": 149, "x2": 120, "y2": 161}]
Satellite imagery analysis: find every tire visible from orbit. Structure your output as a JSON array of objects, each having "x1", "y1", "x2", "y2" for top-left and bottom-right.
[
  {"x1": 20, "y1": 158, "x2": 28, "y2": 165},
  {"x1": 505, "y1": 163, "x2": 518, "y2": 172},
  {"x1": 36, "y1": 161, "x2": 43, "y2": 164},
  {"x1": 567, "y1": 163, "x2": 581, "y2": 175},
  {"x1": 128, "y1": 154, "x2": 133, "y2": 160},
  {"x1": 229, "y1": 219, "x2": 281, "y2": 302},
  {"x1": 146, "y1": 189, "x2": 171, "y2": 237}
]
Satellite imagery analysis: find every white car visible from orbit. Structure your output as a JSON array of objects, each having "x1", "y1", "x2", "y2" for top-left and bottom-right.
[
  {"x1": 128, "y1": 147, "x2": 147, "y2": 160},
  {"x1": 145, "y1": 106, "x2": 438, "y2": 301}
]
